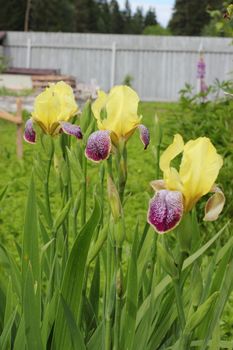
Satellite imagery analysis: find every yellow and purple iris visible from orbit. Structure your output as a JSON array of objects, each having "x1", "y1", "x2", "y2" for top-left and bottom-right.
[
  {"x1": 24, "y1": 81, "x2": 82, "y2": 143},
  {"x1": 85, "y1": 85, "x2": 150, "y2": 162},
  {"x1": 148, "y1": 134, "x2": 225, "y2": 234}
]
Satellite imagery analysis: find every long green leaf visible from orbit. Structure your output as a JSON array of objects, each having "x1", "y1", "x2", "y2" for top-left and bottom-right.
[
  {"x1": 60, "y1": 295, "x2": 86, "y2": 350},
  {"x1": 121, "y1": 225, "x2": 138, "y2": 350},
  {"x1": 52, "y1": 198, "x2": 101, "y2": 349},
  {"x1": 23, "y1": 264, "x2": 43, "y2": 349}
]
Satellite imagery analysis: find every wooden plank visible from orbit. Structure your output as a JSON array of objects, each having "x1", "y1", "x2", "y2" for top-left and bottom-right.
[
  {"x1": 6, "y1": 67, "x2": 60, "y2": 75},
  {"x1": 0, "y1": 111, "x2": 22, "y2": 124}
]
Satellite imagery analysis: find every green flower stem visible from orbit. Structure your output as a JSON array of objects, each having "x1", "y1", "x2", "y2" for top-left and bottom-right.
[
  {"x1": 44, "y1": 154, "x2": 53, "y2": 229},
  {"x1": 81, "y1": 150, "x2": 87, "y2": 226},
  {"x1": 148, "y1": 233, "x2": 157, "y2": 295},
  {"x1": 113, "y1": 246, "x2": 122, "y2": 350},
  {"x1": 116, "y1": 143, "x2": 127, "y2": 203}
]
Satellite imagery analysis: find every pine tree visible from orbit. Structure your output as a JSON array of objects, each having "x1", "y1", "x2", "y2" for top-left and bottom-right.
[
  {"x1": 109, "y1": 0, "x2": 124, "y2": 33},
  {"x1": 131, "y1": 7, "x2": 144, "y2": 34},
  {"x1": 169, "y1": 0, "x2": 222, "y2": 36},
  {"x1": 123, "y1": 0, "x2": 132, "y2": 33},
  {"x1": 97, "y1": 0, "x2": 110, "y2": 33},
  {"x1": 0, "y1": 0, "x2": 26, "y2": 30},
  {"x1": 31, "y1": 0, "x2": 75, "y2": 32},
  {"x1": 144, "y1": 7, "x2": 157, "y2": 27}
]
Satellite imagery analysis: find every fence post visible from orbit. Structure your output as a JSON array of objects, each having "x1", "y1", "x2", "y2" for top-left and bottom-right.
[
  {"x1": 16, "y1": 98, "x2": 23, "y2": 159},
  {"x1": 26, "y1": 38, "x2": 31, "y2": 68},
  {"x1": 110, "y1": 42, "x2": 116, "y2": 88}
]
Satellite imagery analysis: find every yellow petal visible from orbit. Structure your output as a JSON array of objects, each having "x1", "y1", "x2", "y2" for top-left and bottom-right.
[
  {"x1": 160, "y1": 134, "x2": 184, "y2": 191},
  {"x1": 203, "y1": 186, "x2": 225, "y2": 221},
  {"x1": 32, "y1": 89, "x2": 61, "y2": 132},
  {"x1": 51, "y1": 81, "x2": 78, "y2": 121},
  {"x1": 179, "y1": 137, "x2": 223, "y2": 211},
  {"x1": 91, "y1": 90, "x2": 107, "y2": 130},
  {"x1": 32, "y1": 81, "x2": 78, "y2": 135},
  {"x1": 92, "y1": 86, "x2": 141, "y2": 139}
]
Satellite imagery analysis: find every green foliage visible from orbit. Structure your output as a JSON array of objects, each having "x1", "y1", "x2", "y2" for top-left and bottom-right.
[
  {"x1": 143, "y1": 24, "x2": 171, "y2": 36},
  {"x1": 0, "y1": 87, "x2": 34, "y2": 97},
  {"x1": 202, "y1": 1, "x2": 233, "y2": 37},
  {"x1": 0, "y1": 92, "x2": 232, "y2": 349},
  {"x1": 169, "y1": 0, "x2": 222, "y2": 36},
  {"x1": 122, "y1": 74, "x2": 134, "y2": 87}
]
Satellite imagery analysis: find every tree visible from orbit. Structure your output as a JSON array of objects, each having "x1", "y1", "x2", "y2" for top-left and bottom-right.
[
  {"x1": 74, "y1": 0, "x2": 90, "y2": 32},
  {"x1": 109, "y1": 0, "x2": 124, "y2": 33},
  {"x1": 144, "y1": 7, "x2": 157, "y2": 27},
  {"x1": 123, "y1": 0, "x2": 132, "y2": 33},
  {"x1": 131, "y1": 7, "x2": 144, "y2": 34},
  {"x1": 97, "y1": 0, "x2": 110, "y2": 33},
  {"x1": 169, "y1": 0, "x2": 222, "y2": 36},
  {"x1": 30, "y1": 0, "x2": 75, "y2": 32},
  {"x1": 0, "y1": 0, "x2": 26, "y2": 30}
]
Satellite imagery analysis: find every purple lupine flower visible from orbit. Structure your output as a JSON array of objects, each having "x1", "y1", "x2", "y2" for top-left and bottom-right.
[{"x1": 197, "y1": 56, "x2": 206, "y2": 79}]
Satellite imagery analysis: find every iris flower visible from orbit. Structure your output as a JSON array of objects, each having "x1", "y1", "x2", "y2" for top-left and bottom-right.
[
  {"x1": 148, "y1": 134, "x2": 225, "y2": 234},
  {"x1": 85, "y1": 85, "x2": 149, "y2": 162},
  {"x1": 24, "y1": 81, "x2": 82, "y2": 143}
]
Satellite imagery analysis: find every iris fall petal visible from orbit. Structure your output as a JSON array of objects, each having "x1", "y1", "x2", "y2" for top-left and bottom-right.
[
  {"x1": 138, "y1": 124, "x2": 150, "y2": 149},
  {"x1": 85, "y1": 130, "x2": 111, "y2": 163},
  {"x1": 147, "y1": 189, "x2": 184, "y2": 234},
  {"x1": 60, "y1": 121, "x2": 83, "y2": 139},
  {"x1": 24, "y1": 118, "x2": 36, "y2": 144},
  {"x1": 204, "y1": 186, "x2": 225, "y2": 221}
]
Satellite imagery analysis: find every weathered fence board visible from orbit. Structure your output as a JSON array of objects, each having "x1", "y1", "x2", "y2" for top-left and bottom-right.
[{"x1": 3, "y1": 32, "x2": 233, "y2": 101}]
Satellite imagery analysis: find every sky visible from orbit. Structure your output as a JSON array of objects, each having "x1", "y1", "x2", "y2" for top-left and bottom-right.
[{"x1": 118, "y1": 0, "x2": 175, "y2": 27}]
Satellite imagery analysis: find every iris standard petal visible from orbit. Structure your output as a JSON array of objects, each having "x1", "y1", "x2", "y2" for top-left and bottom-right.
[
  {"x1": 160, "y1": 134, "x2": 184, "y2": 191},
  {"x1": 138, "y1": 124, "x2": 150, "y2": 149},
  {"x1": 24, "y1": 118, "x2": 36, "y2": 144},
  {"x1": 103, "y1": 85, "x2": 141, "y2": 139},
  {"x1": 179, "y1": 137, "x2": 223, "y2": 212},
  {"x1": 32, "y1": 88, "x2": 61, "y2": 132},
  {"x1": 60, "y1": 122, "x2": 83, "y2": 139},
  {"x1": 147, "y1": 189, "x2": 184, "y2": 234},
  {"x1": 31, "y1": 81, "x2": 78, "y2": 135},
  {"x1": 91, "y1": 90, "x2": 108, "y2": 130},
  {"x1": 204, "y1": 186, "x2": 225, "y2": 221},
  {"x1": 85, "y1": 130, "x2": 111, "y2": 163}
]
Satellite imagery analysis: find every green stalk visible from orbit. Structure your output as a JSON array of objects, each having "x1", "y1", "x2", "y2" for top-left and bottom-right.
[
  {"x1": 81, "y1": 149, "x2": 87, "y2": 226},
  {"x1": 44, "y1": 152, "x2": 53, "y2": 229}
]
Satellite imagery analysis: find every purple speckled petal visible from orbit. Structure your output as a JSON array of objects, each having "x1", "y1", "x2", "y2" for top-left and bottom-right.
[
  {"x1": 138, "y1": 124, "x2": 150, "y2": 149},
  {"x1": 24, "y1": 118, "x2": 36, "y2": 144},
  {"x1": 85, "y1": 130, "x2": 111, "y2": 163},
  {"x1": 147, "y1": 190, "x2": 184, "y2": 234},
  {"x1": 60, "y1": 122, "x2": 83, "y2": 139}
]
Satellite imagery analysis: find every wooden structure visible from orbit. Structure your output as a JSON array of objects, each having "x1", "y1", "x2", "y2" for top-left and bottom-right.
[
  {"x1": 0, "y1": 98, "x2": 23, "y2": 158},
  {"x1": 6, "y1": 67, "x2": 76, "y2": 89},
  {"x1": 31, "y1": 74, "x2": 76, "y2": 89}
]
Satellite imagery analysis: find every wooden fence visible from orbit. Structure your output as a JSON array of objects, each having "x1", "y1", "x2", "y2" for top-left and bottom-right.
[{"x1": 3, "y1": 32, "x2": 233, "y2": 101}]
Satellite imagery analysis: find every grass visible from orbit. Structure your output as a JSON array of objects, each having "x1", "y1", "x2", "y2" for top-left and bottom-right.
[{"x1": 0, "y1": 86, "x2": 35, "y2": 97}]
